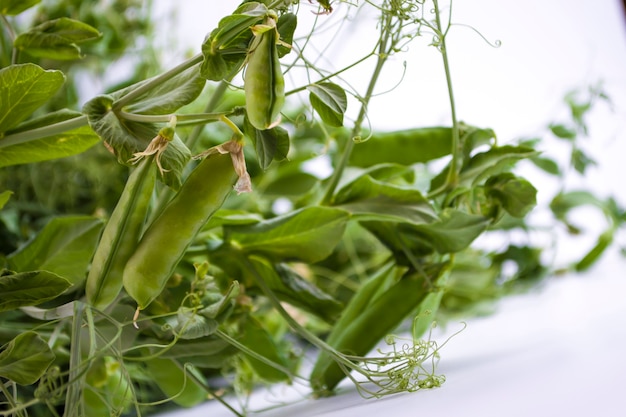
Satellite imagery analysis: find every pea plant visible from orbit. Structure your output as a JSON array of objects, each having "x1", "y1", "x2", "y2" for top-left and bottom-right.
[{"x1": 1, "y1": 0, "x2": 623, "y2": 416}]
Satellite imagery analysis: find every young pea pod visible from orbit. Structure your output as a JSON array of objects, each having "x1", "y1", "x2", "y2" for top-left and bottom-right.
[
  {"x1": 86, "y1": 157, "x2": 156, "y2": 310},
  {"x1": 310, "y1": 263, "x2": 448, "y2": 394},
  {"x1": 244, "y1": 15, "x2": 285, "y2": 130},
  {"x1": 123, "y1": 151, "x2": 237, "y2": 312}
]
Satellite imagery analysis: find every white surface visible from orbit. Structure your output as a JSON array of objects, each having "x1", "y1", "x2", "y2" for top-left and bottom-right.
[{"x1": 151, "y1": 1, "x2": 626, "y2": 416}]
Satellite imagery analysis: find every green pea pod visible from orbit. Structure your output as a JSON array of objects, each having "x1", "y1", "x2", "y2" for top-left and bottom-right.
[
  {"x1": 86, "y1": 157, "x2": 156, "y2": 310},
  {"x1": 244, "y1": 17, "x2": 285, "y2": 130},
  {"x1": 310, "y1": 264, "x2": 447, "y2": 394},
  {"x1": 123, "y1": 152, "x2": 237, "y2": 311}
]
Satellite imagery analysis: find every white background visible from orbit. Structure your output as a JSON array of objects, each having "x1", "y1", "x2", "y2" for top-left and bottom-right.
[{"x1": 150, "y1": 1, "x2": 626, "y2": 416}]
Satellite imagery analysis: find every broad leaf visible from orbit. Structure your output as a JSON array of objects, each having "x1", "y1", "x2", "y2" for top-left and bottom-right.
[
  {"x1": 410, "y1": 209, "x2": 490, "y2": 253},
  {"x1": 430, "y1": 145, "x2": 537, "y2": 191},
  {"x1": 308, "y1": 82, "x2": 347, "y2": 127},
  {"x1": 243, "y1": 117, "x2": 290, "y2": 170},
  {"x1": 484, "y1": 173, "x2": 537, "y2": 218},
  {"x1": 249, "y1": 256, "x2": 343, "y2": 322},
  {"x1": 200, "y1": 3, "x2": 268, "y2": 81},
  {"x1": 0, "y1": 190, "x2": 12, "y2": 209},
  {"x1": 0, "y1": 64, "x2": 65, "y2": 134},
  {"x1": 122, "y1": 65, "x2": 206, "y2": 115},
  {"x1": 83, "y1": 95, "x2": 191, "y2": 189},
  {"x1": 0, "y1": 269, "x2": 71, "y2": 311},
  {"x1": 0, "y1": 331, "x2": 55, "y2": 385},
  {"x1": 14, "y1": 18, "x2": 101, "y2": 60},
  {"x1": 0, "y1": 111, "x2": 100, "y2": 168},
  {"x1": 334, "y1": 175, "x2": 437, "y2": 224},
  {"x1": 238, "y1": 315, "x2": 291, "y2": 383},
  {"x1": 276, "y1": 13, "x2": 297, "y2": 57},
  {"x1": 225, "y1": 207, "x2": 350, "y2": 263},
  {"x1": 7, "y1": 216, "x2": 103, "y2": 286},
  {"x1": 549, "y1": 123, "x2": 576, "y2": 140},
  {"x1": 364, "y1": 209, "x2": 490, "y2": 257},
  {"x1": 0, "y1": 0, "x2": 41, "y2": 15}
]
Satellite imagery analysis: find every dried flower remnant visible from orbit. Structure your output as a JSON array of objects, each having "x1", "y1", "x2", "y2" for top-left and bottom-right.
[{"x1": 129, "y1": 116, "x2": 177, "y2": 175}]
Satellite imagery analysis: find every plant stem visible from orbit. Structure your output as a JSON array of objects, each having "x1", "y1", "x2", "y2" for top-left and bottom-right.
[
  {"x1": 433, "y1": 0, "x2": 461, "y2": 189},
  {"x1": 62, "y1": 302, "x2": 85, "y2": 417},
  {"x1": 112, "y1": 54, "x2": 204, "y2": 109},
  {"x1": 320, "y1": 12, "x2": 395, "y2": 205},
  {"x1": 0, "y1": 116, "x2": 88, "y2": 148}
]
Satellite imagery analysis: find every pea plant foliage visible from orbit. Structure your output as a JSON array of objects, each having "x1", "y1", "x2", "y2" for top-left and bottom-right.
[{"x1": 0, "y1": 0, "x2": 623, "y2": 416}]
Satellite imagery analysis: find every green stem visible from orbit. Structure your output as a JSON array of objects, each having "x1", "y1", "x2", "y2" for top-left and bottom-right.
[
  {"x1": 320, "y1": 14, "x2": 395, "y2": 205},
  {"x1": 0, "y1": 115, "x2": 88, "y2": 148},
  {"x1": 112, "y1": 54, "x2": 204, "y2": 109},
  {"x1": 62, "y1": 302, "x2": 85, "y2": 417},
  {"x1": 433, "y1": 0, "x2": 461, "y2": 189},
  {"x1": 117, "y1": 110, "x2": 230, "y2": 125}
]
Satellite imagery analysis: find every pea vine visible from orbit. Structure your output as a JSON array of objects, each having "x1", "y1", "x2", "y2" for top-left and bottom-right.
[{"x1": 1, "y1": 1, "x2": 624, "y2": 417}]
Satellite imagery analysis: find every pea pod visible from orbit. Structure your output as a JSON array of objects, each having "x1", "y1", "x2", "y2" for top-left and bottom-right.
[
  {"x1": 244, "y1": 16, "x2": 285, "y2": 130},
  {"x1": 86, "y1": 157, "x2": 156, "y2": 310},
  {"x1": 123, "y1": 152, "x2": 237, "y2": 311},
  {"x1": 310, "y1": 263, "x2": 447, "y2": 394}
]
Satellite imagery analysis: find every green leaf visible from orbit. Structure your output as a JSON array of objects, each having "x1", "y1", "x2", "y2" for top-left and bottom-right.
[
  {"x1": 225, "y1": 207, "x2": 350, "y2": 263},
  {"x1": 334, "y1": 175, "x2": 438, "y2": 224},
  {"x1": 243, "y1": 118, "x2": 290, "y2": 170},
  {"x1": 575, "y1": 230, "x2": 613, "y2": 272},
  {"x1": 122, "y1": 65, "x2": 206, "y2": 115},
  {"x1": 0, "y1": 270, "x2": 71, "y2": 311},
  {"x1": 0, "y1": 0, "x2": 40, "y2": 15},
  {"x1": 484, "y1": 173, "x2": 537, "y2": 218},
  {"x1": 430, "y1": 145, "x2": 537, "y2": 192},
  {"x1": 7, "y1": 216, "x2": 103, "y2": 286},
  {"x1": 83, "y1": 95, "x2": 191, "y2": 189},
  {"x1": 0, "y1": 190, "x2": 12, "y2": 209},
  {"x1": 0, "y1": 111, "x2": 100, "y2": 168},
  {"x1": 0, "y1": 64, "x2": 65, "y2": 134},
  {"x1": 276, "y1": 13, "x2": 297, "y2": 57},
  {"x1": 249, "y1": 257, "x2": 343, "y2": 322},
  {"x1": 174, "y1": 308, "x2": 218, "y2": 339},
  {"x1": 238, "y1": 315, "x2": 291, "y2": 383},
  {"x1": 530, "y1": 155, "x2": 561, "y2": 175},
  {"x1": 308, "y1": 82, "x2": 347, "y2": 127},
  {"x1": 571, "y1": 148, "x2": 596, "y2": 174},
  {"x1": 14, "y1": 18, "x2": 101, "y2": 60},
  {"x1": 410, "y1": 209, "x2": 490, "y2": 253},
  {"x1": 549, "y1": 123, "x2": 576, "y2": 140},
  {"x1": 0, "y1": 331, "x2": 55, "y2": 385},
  {"x1": 200, "y1": 3, "x2": 268, "y2": 81}
]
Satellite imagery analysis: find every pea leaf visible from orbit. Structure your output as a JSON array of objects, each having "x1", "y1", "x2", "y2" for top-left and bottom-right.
[
  {"x1": 122, "y1": 65, "x2": 206, "y2": 115},
  {"x1": 549, "y1": 123, "x2": 576, "y2": 140},
  {"x1": 6, "y1": 216, "x2": 103, "y2": 287},
  {"x1": 0, "y1": 190, "x2": 12, "y2": 209},
  {"x1": 0, "y1": 64, "x2": 65, "y2": 134},
  {"x1": 364, "y1": 209, "x2": 490, "y2": 257},
  {"x1": 334, "y1": 175, "x2": 438, "y2": 224},
  {"x1": 225, "y1": 207, "x2": 350, "y2": 263},
  {"x1": 0, "y1": 111, "x2": 100, "y2": 168},
  {"x1": 484, "y1": 173, "x2": 537, "y2": 218},
  {"x1": 430, "y1": 145, "x2": 537, "y2": 192},
  {"x1": 276, "y1": 13, "x2": 297, "y2": 57},
  {"x1": 0, "y1": 331, "x2": 55, "y2": 385},
  {"x1": 200, "y1": 3, "x2": 268, "y2": 81},
  {"x1": 0, "y1": 270, "x2": 71, "y2": 312},
  {"x1": 308, "y1": 82, "x2": 347, "y2": 127},
  {"x1": 83, "y1": 95, "x2": 191, "y2": 189},
  {"x1": 14, "y1": 18, "x2": 101, "y2": 60},
  {"x1": 0, "y1": 0, "x2": 41, "y2": 15},
  {"x1": 243, "y1": 117, "x2": 290, "y2": 170},
  {"x1": 238, "y1": 315, "x2": 291, "y2": 383},
  {"x1": 249, "y1": 256, "x2": 343, "y2": 322},
  {"x1": 410, "y1": 209, "x2": 490, "y2": 253}
]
